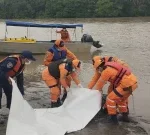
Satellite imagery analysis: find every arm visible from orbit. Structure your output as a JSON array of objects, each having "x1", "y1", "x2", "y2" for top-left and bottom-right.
[
  {"x1": 96, "y1": 68, "x2": 113, "y2": 91},
  {"x1": 88, "y1": 70, "x2": 101, "y2": 89},
  {"x1": 16, "y1": 72, "x2": 24, "y2": 95},
  {"x1": 59, "y1": 64, "x2": 69, "y2": 89},
  {"x1": 0, "y1": 57, "x2": 17, "y2": 78},
  {"x1": 66, "y1": 49, "x2": 77, "y2": 60},
  {"x1": 0, "y1": 58, "x2": 17, "y2": 86},
  {"x1": 70, "y1": 72, "x2": 80, "y2": 85},
  {"x1": 43, "y1": 51, "x2": 54, "y2": 66}
]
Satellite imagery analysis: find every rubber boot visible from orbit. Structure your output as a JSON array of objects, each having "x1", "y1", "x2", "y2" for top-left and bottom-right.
[
  {"x1": 51, "y1": 98, "x2": 61, "y2": 108},
  {"x1": 121, "y1": 112, "x2": 130, "y2": 122},
  {"x1": 56, "y1": 98, "x2": 61, "y2": 107},
  {"x1": 0, "y1": 117, "x2": 4, "y2": 124},
  {"x1": 51, "y1": 102, "x2": 58, "y2": 108},
  {"x1": 61, "y1": 92, "x2": 67, "y2": 103},
  {"x1": 108, "y1": 115, "x2": 119, "y2": 125},
  {"x1": 0, "y1": 109, "x2": 4, "y2": 124}
]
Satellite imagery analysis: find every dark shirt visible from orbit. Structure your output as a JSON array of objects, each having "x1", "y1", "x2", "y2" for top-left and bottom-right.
[{"x1": 0, "y1": 57, "x2": 24, "y2": 95}]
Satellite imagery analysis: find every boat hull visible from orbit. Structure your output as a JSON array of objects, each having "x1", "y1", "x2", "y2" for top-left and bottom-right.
[{"x1": 0, "y1": 41, "x2": 92, "y2": 54}]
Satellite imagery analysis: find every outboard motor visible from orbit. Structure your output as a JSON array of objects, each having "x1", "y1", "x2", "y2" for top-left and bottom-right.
[
  {"x1": 90, "y1": 40, "x2": 103, "y2": 56},
  {"x1": 81, "y1": 34, "x2": 93, "y2": 42},
  {"x1": 92, "y1": 41, "x2": 103, "y2": 48}
]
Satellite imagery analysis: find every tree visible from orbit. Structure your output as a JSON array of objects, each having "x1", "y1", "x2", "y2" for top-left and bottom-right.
[{"x1": 96, "y1": 0, "x2": 122, "y2": 17}]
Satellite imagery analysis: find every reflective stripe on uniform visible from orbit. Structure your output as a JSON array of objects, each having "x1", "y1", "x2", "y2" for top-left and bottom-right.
[
  {"x1": 118, "y1": 105, "x2": 126, "y2": 108},
  {"x1": 107, "y1": 97, "x2": 115, "y2": 103},
  {"x1": 51, "y1": 99, "x2": 57, "y2": 102},
  {"x1": 107, "y1": 105, "x2": 116, "y2": 108}
]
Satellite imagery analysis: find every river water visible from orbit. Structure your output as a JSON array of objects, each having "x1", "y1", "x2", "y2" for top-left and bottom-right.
[{"x1": 0, "y1": 17, "x2": 150, "y2": 135}]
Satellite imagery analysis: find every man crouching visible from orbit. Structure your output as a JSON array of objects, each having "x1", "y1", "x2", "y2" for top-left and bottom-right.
[{"x1": 42, "y1": 59, "x2": 83, "y2": 108}]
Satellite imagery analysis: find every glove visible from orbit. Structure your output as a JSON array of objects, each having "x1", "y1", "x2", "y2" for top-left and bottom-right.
[
  {"x1": 78, "y1": 83, "x2": 83, "y2": 88},
  {"x1": 8, "y1": 78, "x2": 12, "y2": 85},
  {"x1": 65, "y1": 87, "x2": 71, "y2": 92}
]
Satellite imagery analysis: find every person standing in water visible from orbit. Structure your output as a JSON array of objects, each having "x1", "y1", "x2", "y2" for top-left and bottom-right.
[{"x1": 56, "y1": 28, "x2": 71, "y2": 42}]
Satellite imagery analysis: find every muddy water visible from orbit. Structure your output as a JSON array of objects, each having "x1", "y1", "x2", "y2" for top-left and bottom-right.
[{"x1": 0, "y1": 17, "x2": 150, "y2": 135}]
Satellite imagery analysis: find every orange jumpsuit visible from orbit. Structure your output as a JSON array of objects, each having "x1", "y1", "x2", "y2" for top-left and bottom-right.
[
  {"x1": 43, "y1": 48, "x2": 77, "y2": 66},
  {"x1": 88, "y1": 56, "x2": 128, "y2": 90},
  {"x1": 93, "y1": 62, "x2": 138, "y2": 115},
  {"x1": 42, "y1": 60, "x2": 80, "y2": 102},
  {"x1": 56, "y1": 29, "x2": 71, "y2": 42}
]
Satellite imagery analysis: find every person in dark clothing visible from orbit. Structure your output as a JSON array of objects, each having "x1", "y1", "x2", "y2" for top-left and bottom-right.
[{"x1": 0, "y1": 50, "x2": 36, "y2": 109}]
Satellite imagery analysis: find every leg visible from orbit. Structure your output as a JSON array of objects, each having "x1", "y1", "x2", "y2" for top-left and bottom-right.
[
  {"x1": 2, "y1": 80, "x2": 13, "y2": 109},
  {"x1": 60, "y1": 75, "x2": 72, "y2": 103},
  {"x1": 101, "y1": 84, "x2": 113, "y2": 114},
  {"x1": 106, "y1": 90, "x2": 121, "y2": 124},
  {"x1": 42, "y1": 68, "x2": 61, "y2": 108},
  {"x1": 116, "y1": 83, "x2": 137, "y2": 122},
  {"x1": 0, "y1": 87, "x2": 2, "y2": 109},
  {"x1": 66, "y1": 75, "x2": 72, "y2": 87}
]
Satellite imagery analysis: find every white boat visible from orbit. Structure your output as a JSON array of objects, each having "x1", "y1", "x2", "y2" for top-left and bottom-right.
[{"x1": 0, "y1": 21, "x2": 93, "y2": 54}]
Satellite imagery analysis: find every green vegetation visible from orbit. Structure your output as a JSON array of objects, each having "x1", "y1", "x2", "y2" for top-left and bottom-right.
[{"x1": 0, "y1": 0, "x2": 150, "y2": 19}]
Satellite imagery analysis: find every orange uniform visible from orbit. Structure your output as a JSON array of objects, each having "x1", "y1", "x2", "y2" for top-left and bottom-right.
[
  {"x1": 88, "y1": 56, "x2": 128, "y2": 89},
  {"x1": 43, "y1": 39, "x2": 77, "y2": 66},
  {"x1": 42, "y1": 59, "x2": 81, "y2": 107},
  {"x1": 56, "y1": 28, "x2": 71, "y2": 42},
  {"x1": 89, "y1": 59, "x2": 138, "y2": 116},
  {"x1": 44, "y1": 48, "x2": 77, "y2": 66}
]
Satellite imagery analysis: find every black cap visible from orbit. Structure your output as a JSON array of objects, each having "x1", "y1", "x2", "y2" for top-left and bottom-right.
[{"x1": 21, "y1": 50, "x2": 36, "y2": 61}]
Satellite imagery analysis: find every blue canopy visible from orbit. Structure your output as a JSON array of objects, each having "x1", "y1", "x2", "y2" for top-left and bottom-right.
[{"x1": 5, "y1": 20, "x2": 83, "y2": 28}]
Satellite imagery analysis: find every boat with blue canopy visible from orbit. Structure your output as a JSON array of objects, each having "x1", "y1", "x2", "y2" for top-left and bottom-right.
[
  {"x1": 0, "y1": 20, "x2": 92, "y2": 54},
  {"x1": 5, "y1": 20, "x2": 83, "y2": 28}
]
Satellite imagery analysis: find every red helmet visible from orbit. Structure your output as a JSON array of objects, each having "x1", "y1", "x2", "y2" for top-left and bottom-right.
[
  {"x1": 72, "y1": 59, "x2": 81, "y2": 69},
  {"x1": 92, "y1": 56, "x2": 104, "y2": 69},
  {"x1": 55, "y1": 39, "x2": 65, "y2": 47}
]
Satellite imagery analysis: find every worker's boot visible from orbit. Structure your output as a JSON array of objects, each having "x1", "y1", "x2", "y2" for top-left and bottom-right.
[
  {"x1": 51, "y1": 102, "x2": 58, "y2": 108},
  {"x1": 108, "y1": 115, "x2": 119, "y2": 125},
  {"x1": 119, "y1": 112, "x2": 130, "y2": 122},
  {"x1": 51, "y1": 98, "x2": 61, "y2": 108},
  {"x1": 61, "y1": 92, "x2": 67, "y2": 104},
  {"x1": 0, "y1": 109, "x2": 4, "y2": 124},
  {"x1": 56, "y1": 98, "x2": 61, "y2": 107},
  {"x1": 0, "y1": 117, "x2": 4, "y2": 124}
]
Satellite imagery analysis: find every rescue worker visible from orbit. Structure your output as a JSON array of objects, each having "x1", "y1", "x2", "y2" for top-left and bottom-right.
[
  {"x1": 43, "y1": 39, "x2": 77, "y2": 102},
  {"x1": 88, "y1": 58, "x2": 138, "y2": 124},
  {"x1": 88, "y1": 56, "x2": 130, "y2": 114},
  {"x1": 42, "y1": 59, "x2": 83, "y2": 108},
  {"x1": 88, "y1": 56, "x2": 129, "y2": 93},
  {"x1": 56, "y1": 28, "x2": 71, "y2": 42},
  {"x1": 43, "y1": 39, "x2": 77, "y2": 66},
  {"x1": 0, "y1": 50, "x2": 36, "y2": 109}
]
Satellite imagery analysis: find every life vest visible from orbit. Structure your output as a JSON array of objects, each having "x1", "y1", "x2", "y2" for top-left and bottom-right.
[
  {"x1": 105, "y1": 62, "x2": 131, "y2": 88},
  {"x1": 61, "y1": 30, "x2": 69, "y2": 39},
  {"x1": 0, "y1": 55, "x2": 25, "y2": 77},
  {"x1": 49, "y1": 46, "x2": 67, "y2": 61},
  {"x1": 48, "y1": 59, "x2": 73, "y2": 79}
]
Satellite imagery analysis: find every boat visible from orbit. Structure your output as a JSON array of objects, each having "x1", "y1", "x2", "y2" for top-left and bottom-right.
[{"x1": 0, "y1": 21, "x2": 93, "y2": 54}]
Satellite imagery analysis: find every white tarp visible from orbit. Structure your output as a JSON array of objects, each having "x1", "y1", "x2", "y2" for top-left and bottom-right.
[{"x1": 6, "y1": 79, "x2": 102, "y2": 135}]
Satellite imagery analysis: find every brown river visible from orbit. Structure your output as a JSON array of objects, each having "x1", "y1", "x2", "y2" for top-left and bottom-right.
[{"x1": 0, "y1": 17, "x2": 150, "y2": 135}]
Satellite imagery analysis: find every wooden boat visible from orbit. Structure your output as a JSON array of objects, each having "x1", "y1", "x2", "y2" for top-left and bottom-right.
[{"x1": 0, "y1": 21, "x2": 92, "y2": 54}]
